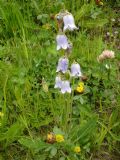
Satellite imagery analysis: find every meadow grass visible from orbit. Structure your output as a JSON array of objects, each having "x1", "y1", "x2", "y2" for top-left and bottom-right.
[{"x1": 0, "y1": 0, "x2": 120, "y2": 160}]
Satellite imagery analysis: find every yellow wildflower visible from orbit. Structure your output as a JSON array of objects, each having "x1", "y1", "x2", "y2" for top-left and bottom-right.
[
  {"x1": 78, "y1": 82, "x2": 84, "y2": 87},
  {"x1": 74, "y1": 146, "x2": 81, "y2": 153},
  {"x1": 47, "y1": 133, "x2": 52, "y2": 139},
  {"x1": 76, "y1": 86, "x2": 84, "y2": 93},
  {"x1": 76, "y1": 82, "x2": 84, "y2": 93},
  {"x1": 47, "y1": 133, "x2": 55, "y2": 144},
  {"x1": 0, "y1": 112, "x2": 4, "y2": 117},
  {"x1": 55, "y1": 134, "x2": 64, "y2": 143}
]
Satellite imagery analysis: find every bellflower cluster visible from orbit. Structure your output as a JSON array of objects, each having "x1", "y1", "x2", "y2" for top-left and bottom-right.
[{"x1": 54, "y1": 10, "x2": 82, "y2": 94}]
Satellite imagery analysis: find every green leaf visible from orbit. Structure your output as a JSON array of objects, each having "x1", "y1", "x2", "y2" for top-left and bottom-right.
[
  {"x1": 4, "y1": 121, "x2": 25, "y2": 146},
  {"x1": 53, "y1": 126, "x2": 64, "y2": 135},
  {"x1": 109, "y1": 109, "x2": 119, "y2": 129},
  {"x1": 80, "y1": 96, "x2": 84, "y2": 104},
  {"x1": 18, "y1": 137, "x2": 50, "y2": 152},
  {"x1": 73, "y1": 95, "x2": 80, "y2": 100},
  {"x1": 96, "y1": 127, "x2": 107, "y2": 146},
  {"x1": 72, "y1": 116, "x2": 97, "y2": 144},
  {"x1": 50, "y1": 147, "x2": 57, "y2": 157},
  {"x1": 109, "y1": 131, "x2": 120, "y2": 141},
  {"x1": 59, "y1": 157, "x2": 65, "y2": 160}
]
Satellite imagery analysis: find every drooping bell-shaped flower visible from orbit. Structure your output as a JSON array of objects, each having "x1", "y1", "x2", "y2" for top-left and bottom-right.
[
  {"x1": 54, "y1": 76, "x2": 62, "y2": 89},
  {"x1": 56, "y1": 34, "x2": 69, "y2": 50},
  {"x1": 71, "y1": 63, "x2": 82, "y2": 77},
  {"x1": 56, "y1": 57, "x2": 69, "y2": 73},
  {"x1": 61, "y1": 80, "x2": 71, "y2": 94},
  {"x1": 63, "y1": 13, "x2": 78, "y2": 31}
]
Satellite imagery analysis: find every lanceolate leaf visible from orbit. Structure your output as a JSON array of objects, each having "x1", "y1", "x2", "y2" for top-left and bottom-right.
[
  {"x1": 18, "y1": 137, "x2": 50, "y2": 152},
  {"x1": 72, "y1": 116, "x2": 97, "y2": 144},
  {"x1": 0, "y1": 121, "x2": 25, "y2": 147}
]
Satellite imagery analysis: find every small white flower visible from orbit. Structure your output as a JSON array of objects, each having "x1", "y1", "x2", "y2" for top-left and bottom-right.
[
  {"x1": 111, "y1": 18, "x2": 115, "y2": 22},
  {"x1": 54, "y1": 76, "x2": 62, "y2": 89},
  {"x1": 63, "y1": 13, "x2": 78, "y2": 31},
  {"x1": 56, "y1": 34, "x2": 69, "y2": 50},
  {"x1": 71, "y1": 63, "x2": 82, "y2": 77},
  {"x1": 106, "y1": 32, "x2": 110, "y2": 36},
  {"x1": 114, "y1": 31, "x2": 118, "y2": 34},
  {"x1": 61, "y1": 80, "x2": 71, "y2": 94},
  {"x1": 105, "y1": 64, "x2": 111, "y2": 69},
  {"x1": 56, "y1": 57, "x2": 69, "y2": 73}
]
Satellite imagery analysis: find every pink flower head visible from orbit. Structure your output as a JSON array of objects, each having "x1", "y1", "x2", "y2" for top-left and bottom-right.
[
  {"x1": 102, "y1": 50, "x2": 115, "y2": 59},
  {"x1": 98, "y1": 50, "x2": 115, "y2": 62}
]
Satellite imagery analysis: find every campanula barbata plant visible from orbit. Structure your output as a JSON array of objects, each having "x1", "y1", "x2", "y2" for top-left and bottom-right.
[
  {"x1": 0, "y1": 1, "x2": 119, "y2": 160},
  {"x1": 50, "y1": 9, "x2": 82, "y2": 159}
]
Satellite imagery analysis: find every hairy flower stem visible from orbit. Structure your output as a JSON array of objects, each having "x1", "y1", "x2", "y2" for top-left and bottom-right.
[
  {"x1": 69, "y1": 78, "x2": 75, "y2": 127},
  {"x1": 67, "y1": 93, "x2": 73, "y2": 132},
  {"x1": 62, "y1": 94, "x2": 72, "y2": 132}
]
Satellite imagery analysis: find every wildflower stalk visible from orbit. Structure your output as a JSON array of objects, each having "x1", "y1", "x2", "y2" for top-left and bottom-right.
[
  {"x1": 69, "y1": 78, "x2": 75, "y2": 126},
  {"x1": 61, "y1": 94, "x2": 66, "y2": 129},
  {"x1": 65, "y1": 94, "x2": 71, "y2": 131},
  {"x1": 67, "y1": 93, "x2": 73, "y2": 132},
  {"x1": 54, "y1": 9, "x2": 81, "y2": 132},
  {"x1": 59, "y1": 94, "x2": 72, "y2": 132}
]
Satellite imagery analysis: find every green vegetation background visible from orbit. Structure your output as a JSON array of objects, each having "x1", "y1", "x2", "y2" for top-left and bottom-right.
[{"x1": 0, "y1": 0, "x2": 120, "y2": 160}]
